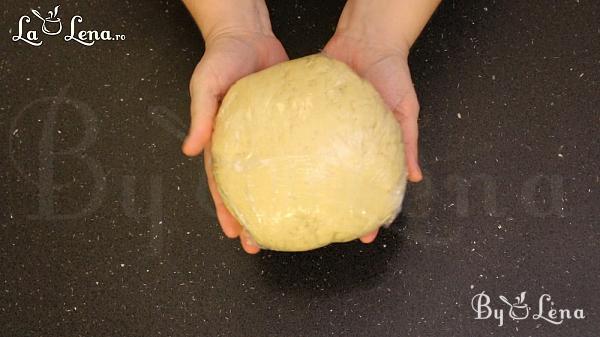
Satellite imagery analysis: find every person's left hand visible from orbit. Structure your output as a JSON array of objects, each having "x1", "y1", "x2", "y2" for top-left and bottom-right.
[{"x1": 323, "y1": 32, "x2": 424, "y2": 243}]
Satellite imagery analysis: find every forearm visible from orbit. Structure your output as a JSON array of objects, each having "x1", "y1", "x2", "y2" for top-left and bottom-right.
[
  {"x1": 182, "y1": 0, "x2": 274, "y2": 42},
  {"x1": 336, "y1": 0, "x2": 441, "y2": 52}
]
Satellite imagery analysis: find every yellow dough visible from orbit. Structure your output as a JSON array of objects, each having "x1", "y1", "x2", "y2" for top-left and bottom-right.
[{"x1": 211, "y1": 54, "x2": 407, "y2": 251}]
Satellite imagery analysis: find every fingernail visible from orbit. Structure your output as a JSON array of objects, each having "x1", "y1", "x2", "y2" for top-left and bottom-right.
[
  {"x1": 222, "y1": 226, "x2": 239, "y2": 239},
  {"x1": 245, "y1": 234, "x2": 258, "y2": 247},
  {"x1": 360, "y1": 229, "x2": 379, "y2": 244},
  {"x1": 181, "y1": 138, "x2": 192, "y2": 155},
  {"x1": 410, "y1": 167, "x2": 423, "y2": 182}
]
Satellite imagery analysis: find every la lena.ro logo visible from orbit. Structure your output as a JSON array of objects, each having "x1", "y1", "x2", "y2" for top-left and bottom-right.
[
  {"x1": 11, "y1": 5, "x2": 126, "y2": 47},
  {"x1": 472, "y1": 291, "x2": 585, "y2": 327}
]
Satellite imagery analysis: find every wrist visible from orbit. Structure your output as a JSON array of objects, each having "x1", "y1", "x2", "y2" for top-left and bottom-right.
[
  {"x1": 336, "y1": 0, "x2": 441, "y2": 55},
  {"x1": 335, "y1": 0, "x2": 412, "y2": 55},
  {"x1": 183, "y1": 0, "x2": 274, "y2": 45},
  {"x1": 332, "y1": 28, "x2": 411, "y2": 60}
]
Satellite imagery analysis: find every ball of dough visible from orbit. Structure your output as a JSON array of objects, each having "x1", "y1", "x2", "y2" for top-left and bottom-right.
[{"x1": 211, "y1": 54, "x2": 407, "y2": 251}]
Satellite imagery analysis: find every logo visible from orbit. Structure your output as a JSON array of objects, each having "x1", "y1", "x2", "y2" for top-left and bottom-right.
[
  {"x1": 471, "y1": 291, "x2": 585, "y2": 327},
  {"x1": 11, "y1": 5, "x2": 126, "y2": 47},
  {"x1": 31, "y1": 6, "x2": 62, "y2": 35}
]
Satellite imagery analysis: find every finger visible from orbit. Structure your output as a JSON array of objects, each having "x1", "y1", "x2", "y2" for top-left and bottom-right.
[
  {"x1": 400, "y1": 117, "x2": 423, "y2": 183},
  {"x1": 204, "y1": 145, "x2": 243, "y2": 239},
  {"x1": 182, "y1": 74, "x2": 219, "y2": 157},
  {"x1": 360, "y1": 228, "x2": 379, "y2": 244},
  {"x1": 240, "y1": 229, "x2": 261, "y2": 254},
  {"x1": 393, "y1": 95, "x2": 423, "y2": 183}
]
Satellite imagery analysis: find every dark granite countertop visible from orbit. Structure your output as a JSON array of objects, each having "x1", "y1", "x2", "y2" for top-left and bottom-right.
[{"x1": 1, "y1": 1, "x2": 598, "y2": 336}]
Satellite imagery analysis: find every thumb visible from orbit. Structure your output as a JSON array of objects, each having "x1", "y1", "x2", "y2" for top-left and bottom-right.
[
  {"x1": 393, "y1": 91, "x2": 423, "y2": 183},
  {"x1": 182, "y1": 74, "x2": 219, "y2": 157}
]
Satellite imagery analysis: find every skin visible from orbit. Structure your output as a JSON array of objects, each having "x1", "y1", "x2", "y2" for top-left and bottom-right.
[{"x1": 182, "y1": 0, "x2": 440, "y2": 254}]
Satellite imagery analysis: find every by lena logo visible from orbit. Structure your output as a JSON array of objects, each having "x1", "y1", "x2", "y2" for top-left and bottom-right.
[
  {"x1": 11, "y1": 5, "x2": 126, "y2": 47},
  {"x1": 471, "y1": 291, "x2": 585, "y2": 327}
]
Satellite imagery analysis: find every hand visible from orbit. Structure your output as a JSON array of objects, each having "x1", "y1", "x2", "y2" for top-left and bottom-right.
[
  {"x1": 323, "y1": 32, "x2": 424, "y2": 242},
  {"x1": 182, "y1": 30, "x2": 288, "y2": 254}
]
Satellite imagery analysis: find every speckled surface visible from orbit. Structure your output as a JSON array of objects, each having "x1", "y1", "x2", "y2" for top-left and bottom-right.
[{"x1": 1, "y1": 1, "x2": 599, "y2": 336}]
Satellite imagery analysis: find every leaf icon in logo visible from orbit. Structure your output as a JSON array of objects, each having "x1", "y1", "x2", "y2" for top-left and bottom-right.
[
  {"x1": 51, "y1": 5, "x2": 60, "y2": 19},
  {"x1": 516, "y1": 291, "x2": 526, "y2": 305},
  {"x1": 30, "y1": 9, "x2": 44, "y2": 21}
]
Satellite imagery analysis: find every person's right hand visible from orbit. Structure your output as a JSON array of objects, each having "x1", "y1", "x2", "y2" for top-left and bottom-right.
[{"x1": 182, "y1": 30, "x2": 288, "y2": 254}]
